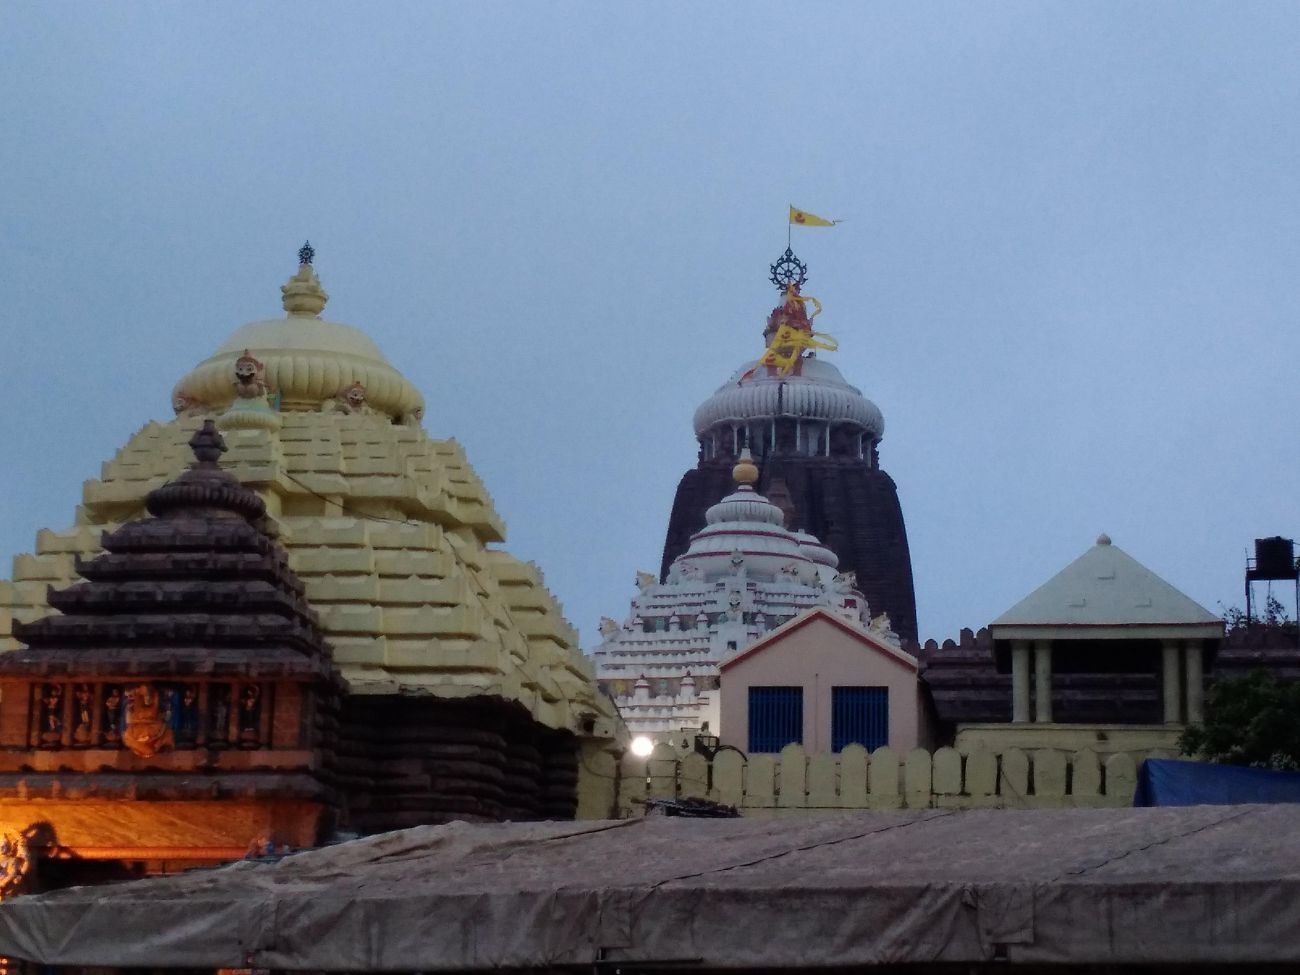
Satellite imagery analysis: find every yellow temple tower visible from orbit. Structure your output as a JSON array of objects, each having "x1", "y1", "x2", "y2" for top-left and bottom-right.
[{"x1": 0, "y1": 244, "x2": 623, "y2": 844}]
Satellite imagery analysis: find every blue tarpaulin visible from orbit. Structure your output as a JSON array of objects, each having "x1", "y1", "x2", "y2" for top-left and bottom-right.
[{"x1": 1134, "y1": 757, "x2": 1300, "y2": 806}]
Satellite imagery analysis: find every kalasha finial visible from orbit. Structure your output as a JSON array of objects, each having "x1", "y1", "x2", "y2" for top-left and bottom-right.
[
  {"x1": 733, "y1": 448, "x2": 760, "y2": 487},
  {"x1": 282, "y1": 244, "x2": 329, "y2": 316},
  {"x1": 769, "y1": 247, "x2": 808, "y2": 291},
  {"x1": 146, "y1": 419, "x2": 265, "y2": 521},
  {"x1": 189, "y1": 419, "x2": 228, "y2": 466}
]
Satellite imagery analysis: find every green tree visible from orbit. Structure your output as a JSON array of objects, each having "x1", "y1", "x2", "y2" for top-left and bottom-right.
[
  {"x1": 1180, "y1": 669, "x2": 1300, "y2": 770},
  {"x1": 1219, "y1": 594, "x2": 1294, "y2": 634}
]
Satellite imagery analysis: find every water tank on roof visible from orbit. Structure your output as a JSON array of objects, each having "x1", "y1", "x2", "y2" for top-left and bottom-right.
[{"x1": 1253, "y1": 537, "x2": 1297, "y2": 580}]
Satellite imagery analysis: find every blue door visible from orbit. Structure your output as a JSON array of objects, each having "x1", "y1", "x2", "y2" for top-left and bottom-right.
[
  {"x1": 748, "y1": 686, "x2": 803, "y2": 753},
  {"x1": 832, "y1": 686, "x2": 889, "y2": 752}
]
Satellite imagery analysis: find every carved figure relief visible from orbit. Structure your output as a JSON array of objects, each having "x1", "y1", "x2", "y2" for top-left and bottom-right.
[
  {"x1": 329, "y1": 381, "x2": 374, "y2": 415},
  {"x1": 160, "y1": 685, "x2": 176, "y2": 729},
  {"x1": 175, "y1": 684, "x2": 200, "y2": 746},
  {"x1": 635, "y1": 571, "x2": 657, "y2": 592},
  {"x1": 0, "y1": 832, "x2": 31, "y2": 899},
  {"x1": 232, "y1": 350, "x2": 271, "y2": 399},
  {"x1": 122, "y1": 683, "x2": 175, "y2": 758},
  {"x1": 29, "y1": 681, "x2": 280, "y2": 753},
  {"x1": 219, "y1": 350, "x2": 282, "y2": 430},
  {"x1": 38, "y1": 684, "x2": 62, "y2": 746},
  {"x1": 209, "y1": 684, "x2": 231, "y2": 745},
  {"x1": 102, "y1": 685, "x2": 123, "y2": 744},
  {"x1": 71, "y1": 683, "x2": 93, "y2": 747},
  {"x1": 238, "y1": 684, "x2": 262, "y2": 747},
  {"x1": 598, "y1": 617, "x2": 621, "y2": 639},
  {"x1": 172, "y1": 391, "x2": 209, "y2": 417}
]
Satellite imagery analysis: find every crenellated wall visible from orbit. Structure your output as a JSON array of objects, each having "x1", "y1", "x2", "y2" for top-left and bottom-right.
[{"x1": 612, "y1": 741, "x2": 1169, "y2": 817}]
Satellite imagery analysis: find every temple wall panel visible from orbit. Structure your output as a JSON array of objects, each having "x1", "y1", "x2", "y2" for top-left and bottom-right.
[
  {"x1": 0, "y1": 798, "x2": 327, "y2": 859},
  {"x1": 270, "y1": 684, "x2": 305, "y2": 749},
  {"x1": 0, "y1": 682, "x2": 30, "y2": 746}
]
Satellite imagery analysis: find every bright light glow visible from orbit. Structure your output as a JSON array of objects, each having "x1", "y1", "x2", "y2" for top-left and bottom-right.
[{"x1": 630, "y1": 735, "x2": 654, "y2": 757}]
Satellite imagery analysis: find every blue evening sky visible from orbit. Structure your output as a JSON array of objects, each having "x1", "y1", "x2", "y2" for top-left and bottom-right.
[{"x1": 2, "y1": 3, "x2": 1299, "y2": 646}]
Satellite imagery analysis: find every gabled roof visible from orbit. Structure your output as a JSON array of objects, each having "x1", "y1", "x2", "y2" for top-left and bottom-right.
[
  {"x1": 990, "y1": 534, "x2": 1222, "y2": 636},
  {"x1": 720, "y1": 606, "x2": 917, "y2": 672}
]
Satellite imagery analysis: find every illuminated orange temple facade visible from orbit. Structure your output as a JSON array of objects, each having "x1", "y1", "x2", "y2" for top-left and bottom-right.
[{"x1": 0, "y1": 421, "x2": 340, "y2": 883}]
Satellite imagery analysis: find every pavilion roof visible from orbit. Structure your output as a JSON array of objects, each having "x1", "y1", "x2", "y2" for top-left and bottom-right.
[{"x1": 990, "y1": 534, "x2": 1221, "y2": 637}]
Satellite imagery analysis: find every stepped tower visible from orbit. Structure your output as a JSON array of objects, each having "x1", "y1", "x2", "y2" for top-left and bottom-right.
[
  {"x1": 0, "y1": 245, "x2": 623, "y2": 837},
  {"x1": 659, "y1": 249, "x2": 918, "y2": 644},
  {"x1": 0, "y1": 421, "x2": 342, "y2": 881},
  {"x1": 592, "y1": 450, "x2": 892, "y2": 737}
]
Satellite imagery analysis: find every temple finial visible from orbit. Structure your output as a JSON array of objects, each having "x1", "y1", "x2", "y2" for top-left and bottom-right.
[
  {"x1": 188, "y1": 419, "x2": 227, "y2": 466},
  {"x1": 733, "y1": 448, "x2": 759, "y2": 487},
  {"x1": 281, "y1": 243, "x2": 329, "y2": 317},
  {"x1": 769, "y1": 247, "x2": 808, "y2": 291}
]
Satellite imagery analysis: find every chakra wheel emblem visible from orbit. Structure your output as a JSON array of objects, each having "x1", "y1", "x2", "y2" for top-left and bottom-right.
[{"x1": 769, "y1": 247, "x2": 808, "y2": 291}]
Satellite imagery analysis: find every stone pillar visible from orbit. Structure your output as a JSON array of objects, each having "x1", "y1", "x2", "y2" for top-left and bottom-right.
[
  {"x1": 1162, "y1": 639, "x2": 1182, "y2": 724},
  {"x1": 1033, "y1": 641, "x2": 1053, "y2": 723},
  {"x1": 1185, "y1": 641, "x2": 1204, "y2": 725},
  {"x1": 1012, "y1": 641, "x2": 1031, "y2": 723}
]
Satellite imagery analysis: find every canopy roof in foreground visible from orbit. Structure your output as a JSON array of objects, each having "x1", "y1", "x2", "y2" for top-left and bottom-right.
[{"x1": 1, "y1": 805, "x2": 1297, "y2": 970}]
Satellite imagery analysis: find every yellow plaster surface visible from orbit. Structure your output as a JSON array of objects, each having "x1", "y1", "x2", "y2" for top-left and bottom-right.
[
  {"x1": 172, "y1": 261, "x2": 425, "y2": 421},
  {"x1": 953, "y1": 723, "x2": 1183, "y2": 757},
  {"x1": 617, "y1": 741, "x2": 1154, "y2": 817},
  {"x1": 0, "y1": 411, "x2": 615, "y2": 738}
]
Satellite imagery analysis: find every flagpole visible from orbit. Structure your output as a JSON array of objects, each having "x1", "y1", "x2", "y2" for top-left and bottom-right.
[{"x1": 787, "y1": 205, "x2": 792, "y2": 248}]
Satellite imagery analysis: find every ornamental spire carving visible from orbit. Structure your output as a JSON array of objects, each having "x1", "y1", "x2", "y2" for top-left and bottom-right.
[{"x1": 281, "y1": 240, "x2": 329, "y2": 316}]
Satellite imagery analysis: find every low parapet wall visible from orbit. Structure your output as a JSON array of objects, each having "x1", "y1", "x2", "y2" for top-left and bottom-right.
[{"x1": 613, "y1": 742, "x2": 1170, "y2": 817}]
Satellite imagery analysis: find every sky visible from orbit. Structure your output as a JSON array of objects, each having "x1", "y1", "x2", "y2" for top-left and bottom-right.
[{"x1": 2, "y1": 3, "x2": 1299, "y2": 648}]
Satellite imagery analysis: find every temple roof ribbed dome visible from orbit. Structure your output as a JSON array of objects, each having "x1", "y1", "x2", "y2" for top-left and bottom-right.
[
  {"x1": 794, "y1": 529, "x2": 839, "y2": 570},
  {"x1": 680, "y1": 452, "x2": 815, "y2": 581},
  {"x1": 172, "y1": 248, "x2": 425, "y2": 423},
  {"x1": 692, "y1": 356, "x2": 884, "y2": 438},
  {"x1": 703, "y1": 449, "x2": 785, "y2": 528}
]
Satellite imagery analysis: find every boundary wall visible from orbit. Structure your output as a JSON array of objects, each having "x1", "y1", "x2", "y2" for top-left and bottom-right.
[{"x1": 599, "y1": 742, "x2": 1172, "y2": 817}]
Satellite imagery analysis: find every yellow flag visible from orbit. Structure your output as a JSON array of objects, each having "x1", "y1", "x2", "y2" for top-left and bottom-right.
[{"x1": 789, "y1": 205, "x2": 838, "y2": 227}]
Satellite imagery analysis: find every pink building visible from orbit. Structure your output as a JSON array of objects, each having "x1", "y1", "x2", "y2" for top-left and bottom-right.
[{"x1": 719, "y1": 608, "x2": 928, "y2": 754}]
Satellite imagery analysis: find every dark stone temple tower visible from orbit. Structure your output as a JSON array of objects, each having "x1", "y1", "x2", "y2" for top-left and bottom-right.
[{"x1": 660, "y1": 250, "x2": 918, "y2": 644}]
